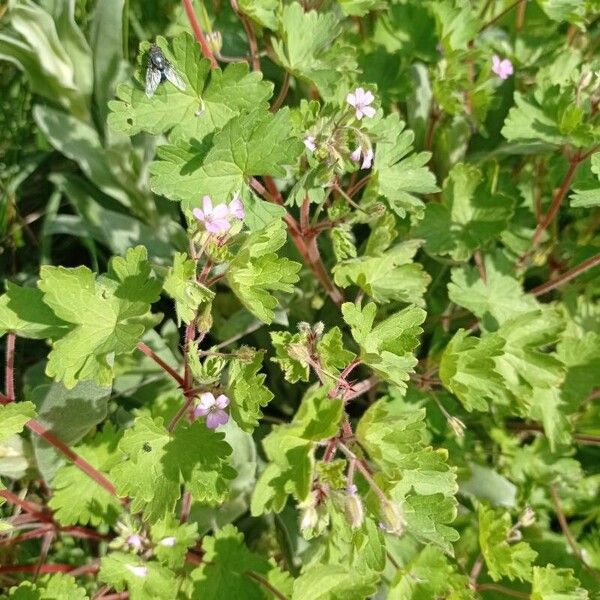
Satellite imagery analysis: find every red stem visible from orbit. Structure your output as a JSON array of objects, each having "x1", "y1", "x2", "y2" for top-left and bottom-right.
[
  {"x1": 0, "y1": 488, "x2": 50, "y2": 522},
  {"x1": 231, "y1": 0, "x2": 260, "y2": 71},
  {"x1": 5, "y1": 332, "x2": 15, "y2": 401},
  {"x1": 518, "y1": 157, "x2": 581, "y2": 266},
  {"x1": 0, "y1": 563, "x2": 73, "y2": 574},
  {"x1": 26, "y1": 420, "x2": 118, "y2": 497},
  {"x1": 182, "y1": 0, "x2": 217, "y2": 68},
  {"x1": 136, "y1": 342, "x2": 185, "y2": 387},
  {"x1": 531, "y1": 252, "x2": 600, "y2": 296}
]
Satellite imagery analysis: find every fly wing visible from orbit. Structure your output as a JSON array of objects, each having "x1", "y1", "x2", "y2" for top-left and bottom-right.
[
  {"x1": 145, "y1": 66, "x2": 161, "y2": 97},
  {"x1": 163, "y1": 63, "x2": 186, "y2": 91}
]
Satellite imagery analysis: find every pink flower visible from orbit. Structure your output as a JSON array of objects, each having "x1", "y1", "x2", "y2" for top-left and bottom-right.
[
  {"x1": 304, "y1": 135, "x2": 316, "y2": 152},
  {"x1": 192, "y1": 196, "x2": 231, "y2": 234},
  {"x1": 126, "y1": 533, "x2": 143, "y2": 551},
  {"x1": 492, "y1": 55, "x2": 513, "y2": 80},
  {"x1": 351, "y1": 146, "x2": 374, "y2": 169},
  {"x1": 228, "y1": 195, "x2": 245, "y2": 220},
  {"x1": 346, "y1": 87, "x2": 376, "y2": 120},
  {"x1": 194, "y1": 392, "x2": 230, "y2": 429}
]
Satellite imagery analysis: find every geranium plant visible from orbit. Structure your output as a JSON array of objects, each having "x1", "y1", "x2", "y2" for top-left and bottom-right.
[{"x1": 1, "y1": 0, "x2": 599, "y2": 598}]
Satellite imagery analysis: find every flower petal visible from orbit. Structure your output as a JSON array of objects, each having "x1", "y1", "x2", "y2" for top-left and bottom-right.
[
  {"x1": 206, "y1": 409, "x2": 229, "y2": 429},
  {"x1": 361, "y1": 105, "x2": 376, "y2": 119},
  {"x1": 229, "y1": 197, "x2": 245, "y2": 219},
  {"x1": 354, "y1": 87, "x2": 366, "y2": 103},
  {"x1": 198, "y1": 392, "x2": 216, "y2": 410},
  {"x1": 351, "y1": 147, "x2": 362, "y2": 162},
  {"x1": 193, "y1": 405, "x2": 210, "y2": 418},
  {"x1": 212, "y1": 203, "x2": 229, "y2": 219},
  {"x1": 192, "y1": 208, "x2": 205, "y2": 221},
  {"x1": 346, "y1": 92, "x2": 357, "y2": 107},
  {"x1": 202, "y1": 195, "x2": 213, "y2": 214},
  {"x1": 215, "y1": 394, "x2": 230, "y2": 409},
  {"x1": 363, "y1": 90, "x2": 374, "y2": 105},
  {"x1": 361, "y1": 148, "x2": 374, "y2": 169}
]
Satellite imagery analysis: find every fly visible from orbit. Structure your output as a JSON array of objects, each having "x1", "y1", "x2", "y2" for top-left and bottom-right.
[{"x1": 145, "y1": 44, "x2": 186, "y2": 97}]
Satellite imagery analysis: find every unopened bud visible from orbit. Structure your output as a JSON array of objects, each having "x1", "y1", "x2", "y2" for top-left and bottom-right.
[
  {"x1": 126, "y1": 564, "x2": 148, "y2": 578},
  {"x1": 313, "y1": 322, "x2": 325, "y2": 338},
  {"x1": 344, "y1": 486, "x2": 364, "y2": 529},
  {"x1": 159, "y1": 536, "x2": 177, "y2": 547},
  {"x1": 299, "y1": 506, "x2": 319, "y2": 532},
  {"x1": 287, "y1": 343, "x2": 310, "y2": 363},
  {"x1": 507, "y1": 528, "x2": 523, "y2": 542},
  {"x1": 379, "y1": 500, "x2": 406, "y2": 536},
  {"x1": 447, "y1": 415, "x2": 466, "y2": 438},
  {"x1": 579, "y1": 71, "x2": 593, "y2": 91},
  {"x1": 298, "y1": 322, "x2": 312, "y2": 334},
  {"x1": 205, "y1": 31, "x2": 223, "y2": 54}
]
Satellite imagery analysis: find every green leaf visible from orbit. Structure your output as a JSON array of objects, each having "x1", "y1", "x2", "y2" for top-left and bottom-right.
[
  {"x1": 478, "y1": 505, "x2": 537, "y2": 582},
  {"x1": 48, "y1": 425, "x2": 122, "y2": 527},
  {"x1": 531, "y1": 565, "x2": 588, "y2": 600},
  {"x1": 227, "y1": 220, "x2": 301, "y2": 324},
  {"x1": 333, "y1": 240, "x2": 431, "y2": 305},
  {"x1": 270, "y1": 330, "x2": 311, "y2": 383},
  {"x1": 571, "y1": 154, "x2": 600, "y2": 208},
  {"x1": 38, "y1": 246, "x2": 161, "y2": 388},
  {"x1": 0, "y1": 402, "x2": 36, "y2": 444},
  {"x1": 342, "y1": 302, "x2": 426, "y2": 394},
  {"x1": 357, "y1": 402, "x2": 458, "y2": 551},
  {"x1": 292, "y1": 564, "x2": 378, "y2": 600},
  {"x1": 238, "y1": 0, "x2": 279, "y2": 30},
  {"x1": 536, "y1": 0, "x2": 586, "y2": 26},
  {"x1": 448, "y1": 256, "x2": 539, "y2": 329},
  {"x1": 5, "y1": 574, "x2": 88, "y2": 600},
  {"x1": 369, "y1": 114, "x2": 438, "y2": 220},
  {"x1": 439, "y1": 329, "x2": 506, "y2": 411},
  {"x1": 110, "y1": 417, "x2": 235, "y2": 522},
  {"x1": 0, "y1": 283, "x2": 68, "y2": 339},
  {"x1": 251, "y1": 389, "x2": 343, "y2": 515},
  {"x1": 317, "y1": 327, "x2": 356, "y2": 375},
  {"x1": 414, "y1": 163, "x2": 514, "y2": 260},
  {"x1": 191, "y1": 524, "x2": 292, "y2": 599},
  {"x1": 149, "y1": 108, "x2": 303, "y2": 210},
  {"x1": 502, "y1": 92, "x2": 566, "y2": 146},
  {"x1": 429, "y1": 0, "x2": 480, "y2": 52},
  {"x1": 150, "y1": 516, "x2": 198, "y2": 570},
  {"x1": 388, "y1": 546, "x2": 473, "y2": 600},
  {"x1": 108, "y1": 33, "x2": 273, "y2": 143},
  {"x1": 330, "y1": 224, "x2": 357, "y2": 263},
  {"x1": 228, "y1": 351, "x2": 274, "y2": 432},
  {"x1": 28, "y1": 379, "x2": 111, "y2": 480},
  {"x1": 163, "y1": 252, "x2": 214, "y2": 326},
  {"x1": 272, "y1": 3, "x2": 357, "y2": 100},
  {"x1": 99, "y1": 552, "x2": 178, "y2": 600}
]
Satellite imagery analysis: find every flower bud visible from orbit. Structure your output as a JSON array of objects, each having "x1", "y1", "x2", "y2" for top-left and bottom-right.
[
  {"x1": 159, "y1": 536, "x2": 177, "y2": 547},
  {"x1": 126, "y1": 533, "x2": 143, "y2": 551},
  {"x1": 519, "y1": 506, "x2": 535, "y2": 528},
  {"x1": 313, "y1": 322, "x2": 325, "y2": 338},
  {"x1": 344, "y1": 486, "x2": 364, "y2": 529},
  {"x1": 379, "y1": 500, "x2": 406, "y2": 536},
  {"x1": 579, "y1": 71, "x2": 593, "y2": 91},
  {"x1": 299, "y1": 506, "x2": 319, "y2": 532},
  {"x1": 126, "y1": 564, "x2": 148, "y2": 578},
  {"x1": 205, "y1": 31, "x2": 223, "y2": 54},
  {"x1": 447, "y1": 415, "x2": 466, "y2": 438}
]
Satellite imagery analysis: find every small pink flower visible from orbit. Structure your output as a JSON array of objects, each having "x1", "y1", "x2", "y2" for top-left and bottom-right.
[
  {"x1": 194, "y1": 392, "x2": 230, "y2": 429},
  {"x1": 492, "y1": 55, "x2": 513, "y2": 80},
  {"x1": 346, "y1": 87, "x2": 376, "y2": 120},
  {"x1": 228, "y1": 195, "x2": 245, "y2": 220},
  {"x1": 351, "y1": 146, "x2": 374, "y2": 169},
  {"x1": 192, "y1": 195, "x2": 231, "y2": 234},
  {"x1": 304, "y1": 135, "x2": 317, "y2": 152}
]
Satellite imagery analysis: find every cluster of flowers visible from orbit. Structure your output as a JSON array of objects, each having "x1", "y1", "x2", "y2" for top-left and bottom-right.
[{"x1": 193, "y1": 194, "x2": 244, "y2": 235}]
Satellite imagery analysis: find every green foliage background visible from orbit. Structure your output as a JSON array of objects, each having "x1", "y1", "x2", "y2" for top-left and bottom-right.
[{"x1": 1, "y1": 0, "x2": 600, "y2": 598}]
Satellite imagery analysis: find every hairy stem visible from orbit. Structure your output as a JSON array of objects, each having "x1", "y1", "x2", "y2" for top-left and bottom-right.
[
  {"x1": 550, "y1": 484, "x2": 600, "y2": 583},
  {"x1": 26, "y1": 420, "x2": 118, "y2": 498},
  {"x1": 531, "y1": 252, "x2": 600, "y2": 296},
  {"x1": 245, "y1": 570, "x2": 290, "y2": 600},
  {"x1": 271, "y1": 71, "x2": 290, "y2": 112},
  {"x1": 475, "y1": 583, "x2": 529, "y2": 599},
  {"x1": 5, "y1": 332, "x2": 15, "y2": 401},
  {"x1": 136, "y1": 342, "x2": 184, "y2": 387},
  {"x1": 231, "y1": 0, "x2": 260, "y2": 71},
  {"x1": 182, "y1": 0, "x2": 217, "y2": 68},
  {"x1": 518, "y1": 157, "x2": 581, "y2": 266}
]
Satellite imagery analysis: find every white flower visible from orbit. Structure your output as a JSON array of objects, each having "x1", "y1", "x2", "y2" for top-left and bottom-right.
[
  {"x1": 346, "y1": 87, "x2": 376, "y2": 120},
  {"x1": 304, "y1": 135, "x2": 317, "y2": 152},
  {"x1": 351, "y1": 146, "x2": 374, "y2": 169}
]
